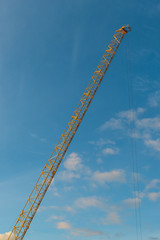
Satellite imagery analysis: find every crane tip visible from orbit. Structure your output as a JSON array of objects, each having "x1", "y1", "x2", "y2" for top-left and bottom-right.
[{"x1": 123, "y1": 25, "x2": 132, "y2": 32}]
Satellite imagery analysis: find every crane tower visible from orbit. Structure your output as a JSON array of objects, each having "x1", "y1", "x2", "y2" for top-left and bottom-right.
[{"x1": 8, "y1": 25, "x2": 131, "y2": 240}]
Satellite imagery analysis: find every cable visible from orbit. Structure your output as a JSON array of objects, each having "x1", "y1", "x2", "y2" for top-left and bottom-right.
[{"x1": 125, "y1": 36, "x2": 143, "y2": 240}]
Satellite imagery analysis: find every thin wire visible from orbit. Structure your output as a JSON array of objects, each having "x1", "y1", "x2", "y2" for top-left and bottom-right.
[{"x1": 125, "y1": 37, "x2": 143, "y2": 240}]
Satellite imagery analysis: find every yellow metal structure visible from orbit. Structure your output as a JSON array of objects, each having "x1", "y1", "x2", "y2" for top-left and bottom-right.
[{"x1": 8, "y1": 25, "x2": 131, "y2": 240}]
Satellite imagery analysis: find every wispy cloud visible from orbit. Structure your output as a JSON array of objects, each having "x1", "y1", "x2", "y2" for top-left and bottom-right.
[
  {"x1": 63, "y1": 186, "x2": 74, "y2": 192},
  {"x1": 100, "y1": 118, "x2": 123, "y2": 130},
  {"x1": 144, "y1": 139, "x2": 160, "y2": 151},
  {"x1": 149, "y1": 237, "x2": 160, "y2": 240},
  {"x1": 39, "y1": 204, "x2": 76, "y2": 215},
  {"x1": 40, "y1": 138, "x2": 47, "y2": 142},
  {"x1": 56, "y1": 221, "x2": 106, "y2": 237},
  {"x1": 148, "y1": 192, "x2": 160, "y2": 202},
  {"x1": 56, "y1": 170, "x2": 80, "y2": 182},
  {"x1": 30, "y1": 133, "x2": 37, "y2": 138},
  {"x1": 136, "y1": 117, "x2": 160, "y2": 130},
  {"x1": 92, "y1": 170, "x2": 126, "y2": 185},
  {"x1": 89, "y1": 138, "x2": 118, "y2": 159},
  {"x1": 30, "y1": 133, "x2": 47, "y2": 143},
  {"x1": 133, "y1": 191, "x2": 146, "y2": 200},
  {"x1": 146, "y1": 179, "x2": 160, "y2": 191},
  {"x1": 100, "y1": 108, "x2": 145, "y2": 131},
  {"x1": 117, "y1": 108, "x2": 145, "y2": 121},
  {"x1": 49, "y1": 183, "x2": 61, "y2": 197},
  {"x1": 123, "y1": 198, "x2": 141, "y2": 208},
  {"x1": 75, "y1": 196, "x2": 104, "y2": 209},
  {"x1": 57, "y1": 221, "x2": 71, "y2": 230},
  {"x1": 47, "y1": 215, "x2": 64, "y2": 222},
  {"x1": 96, "y1": 158, "x2": 103, "y2": 164},
  {"x1": 64, "y1": 206, "x2": 76, "y2": 213},
  {"x1": 133, "y1": 75, "x2": 150, "y2": 92},
  {"x1": 133, "y1": 178, "x2": 160, "y2": 203},
  {"x1": 70, "y1": 26, "x2": 83, "y2": 77},
  {"x1": 102, "y1": 211, "x2": 121, "y2": 225},
  {"x1": 64, "y1": 195, "x2": 119, "y2": 215},
  {"x1": 100, "y1": 108, "x2": 160, "y2": 153},
  {"x1": 133, "y1": 74, "x2": 160, "y2": 93},
  {"x1": 102, "y1": 147, "x2": 119, "y2": 155},
  {"x1": 148, "y1": 90, "x2": 160, "y2": 107}
]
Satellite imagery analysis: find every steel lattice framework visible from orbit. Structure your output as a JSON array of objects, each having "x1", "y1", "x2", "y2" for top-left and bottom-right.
[{"x1": 8, "y1": 25, "x2": 131, "y2": 240}]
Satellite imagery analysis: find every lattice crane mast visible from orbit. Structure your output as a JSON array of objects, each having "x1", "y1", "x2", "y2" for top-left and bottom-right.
[{"x1": 8, "y1": 25, "x2": 131, "y2": 240}]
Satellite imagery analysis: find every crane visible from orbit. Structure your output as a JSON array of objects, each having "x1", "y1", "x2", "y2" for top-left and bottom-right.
[{"x1": 8, "y1": 25, "x2": 131, "y2": 240}]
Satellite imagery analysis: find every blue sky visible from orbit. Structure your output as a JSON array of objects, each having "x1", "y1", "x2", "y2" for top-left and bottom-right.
[{"x1": 0, "y1": 0, "x2": 160, "y2": 240}]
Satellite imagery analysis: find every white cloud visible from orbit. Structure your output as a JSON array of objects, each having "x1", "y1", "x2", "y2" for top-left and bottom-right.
[
  {"x1": 148, "y1": 90, "x2": 160, "y2": 107},
  {"x1": 97, "y1": 138, "x2": 115, "y2": 146},
  {"x1": 123, "y1": 198, "x2": 141, "y2": 208},
  {"x1": 102, "y1": 212, "x2": 121, "y2": 225},
  {"x1": 100, "y1": 108, "x2": 145, "y2": 131},
  {"x1": 133, "y1": 179, "x2": 160, "y2": 202},
  {"x1": 0, "y1": 232, "x2": 14, "y2": 240},
  {"x1": 133, "y1": 191, "x2": 146, "y2": 199},
  {"x1": 148, "y1": 192, "x2": 160, "y2": 201},
  {"x1": 118, "y1": 109, "x2": 135, "y2": 121},
  {"x1": 47, "y1": 215, "x2": 64, "y2": 222},
  {"x1": 146, "y1": 179, "x2": 160, "y2": 190},
  {"x1": 118, "y1": 108, "x2": 145, "y2": 121},
  {"x1": 57, "y1": 221, "x2": 71, "y2": 230},
  {"x1": 100, "y1": 108, "x2": 160, "y2": 153},
  {"x1": 149, "y1": 237, "x2": 160, "y2": 240},
  {"x1": 144, "y1": 139, "x2": 160, "y2": 151},
  {"x1": 64, "y1": 152, "x2": 82, "y2": 171},
  {"x1": 136, "y1": 117, "x2": 160, "y2": 130},
  {"x1": 56, "y1": 170, "x2": 80, "y2": 181},
  {"x1": 100, "y1": 118, "x2": 123, "y2": 130},
  {"x1": 92, "y1": 170, "x2": 126, "y2": 184},
  {"x1": 57, "y1": 221, "x2": 106, "y2": 237},
  {"x1": 75, "y1": 196, "x2": 104, "y2": 209},
  {"x1": 103, "y1": 147, "x2": 119, "y2": 155},
  {"x1": 58, "y1": 152, "x2": 91, "y2": 182}
]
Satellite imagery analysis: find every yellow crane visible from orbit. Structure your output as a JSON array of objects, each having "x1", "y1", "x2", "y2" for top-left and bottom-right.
[{"x1": 8, "y1": 25, "x2": 131, "y2": 240}]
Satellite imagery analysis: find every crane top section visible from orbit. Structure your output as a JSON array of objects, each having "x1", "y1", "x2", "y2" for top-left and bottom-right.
[{"x1": 121, "y1": 25, "x2": 131, "y2": 33}]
